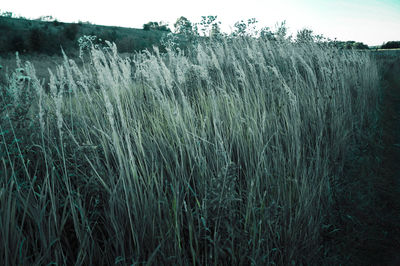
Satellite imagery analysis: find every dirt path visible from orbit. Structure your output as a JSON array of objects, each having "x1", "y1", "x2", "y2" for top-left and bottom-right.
[
  {"x1": 380, "y1": 58, "x2": 400, "y2": 265},
  {"x1": 331, "y1": 54, "x2": 400, "y2": 265}
]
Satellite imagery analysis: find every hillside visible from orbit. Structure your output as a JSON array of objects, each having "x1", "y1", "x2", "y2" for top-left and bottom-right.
[{"x1": 0, "y1": 16, "x2": 170, "y2": 56}]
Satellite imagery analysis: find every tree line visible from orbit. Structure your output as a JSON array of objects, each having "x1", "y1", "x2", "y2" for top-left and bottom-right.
[{"x1": 1, "y1": 10, "x2": 399, "y2": 57}]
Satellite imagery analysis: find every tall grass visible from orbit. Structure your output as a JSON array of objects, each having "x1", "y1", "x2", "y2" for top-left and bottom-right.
[{"x1": 0, "y1": 37, "x2": 380, "y2": 265}]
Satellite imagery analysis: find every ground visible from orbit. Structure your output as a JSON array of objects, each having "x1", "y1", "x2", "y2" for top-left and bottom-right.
[{"x1": 349, "y1": 51, "x2": 400, "y2": 265}]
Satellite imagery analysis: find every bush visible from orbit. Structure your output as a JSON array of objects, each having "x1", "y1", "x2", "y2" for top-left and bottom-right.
[
  {"x1": 29, "y1": 28, "x2": 45, "y2": 52},
  {"x1": 353, "y1": 42, "x2": 369, "y2": 49},
  {"x1": 381, "y1": 41, "x2": 400, "y2": 49},
  {"x1": 64, "y1": 23, "x2": 79, "y2": 41},
  {"x1": 53, "y1": 19, "x2": 61, "y2": 27},
  {"x1": 116, "y1": 36, "x2": 135, "y2": 53},
  {"x1": 101, "y1": 30, "x2": 117, "y2": 42},
  {"x1": 9, "y1": 35, "x2": 26, "y2": 52},
  {"x1": 143, "y1": 21, "x2": 171, "y2": 32}
]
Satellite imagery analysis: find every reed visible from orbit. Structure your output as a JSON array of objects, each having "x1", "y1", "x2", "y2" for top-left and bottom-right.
[{"x1": 0, "y1": 36, "x2": 380, "y2": 265}]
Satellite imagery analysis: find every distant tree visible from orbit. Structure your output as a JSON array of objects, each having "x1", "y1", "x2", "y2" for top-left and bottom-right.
[
  {"x1": 296, "y1": 28, "x2": 314, "y2": 43},
  {"x1": 381, "y1": 41, "x2": 400, "y2": 49},
  {"x1": 174, "y1": 16, "x2": 194, "y2": 35},
  {"x1": 353, "y1": 42, "x2": 369, "y2": 49},
  {"x1": 331, "y1": 40, "x2": 369, "y2": 50},
  {"x1": 344, "y1": 41, "x2": 355, "y2": 49},
  {"x1": 143, "y1": 22, "x2": 155, "y2": 31},
  {"x1": 260, "y1": 27, "x2": 276, "y2": 41},
  {"x1": 233, "y1": 18, "x2": 259, "y2": 37},
  {"x1": 0, "y1": 11, "x2": 13, "y2": 18},
  {"x1": 143, "y1": 21, "x2": 170, "y2": 32},
  {"x1": 210, "y1": 23, "x2": 221, "y2": 38},
  {"x1": 198, "y1": 16, "x2": 219, "y2": 37},
  {"x1": 274, "y1": 21, "x2": 288, "y2": 41},
  {"x1": 78, "y1": 20, "x2": 92, "y2": 25},
  {"x1": 157, "y1": 23, "x2": 170, "y2": 32},
  {"x1": 232, "y1": 20, "x2": 249, "y2": 37},
  {"x1": 53, "y1": 19, "x2": 61, "y2": 27},
  {"x1": 37, "y1": 15, "x2": 55, "y2": 22}
]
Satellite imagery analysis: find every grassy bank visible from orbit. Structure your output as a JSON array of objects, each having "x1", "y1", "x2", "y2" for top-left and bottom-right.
[{"x1": 0, "y1": 37, "x2": 380, "y2": 264}]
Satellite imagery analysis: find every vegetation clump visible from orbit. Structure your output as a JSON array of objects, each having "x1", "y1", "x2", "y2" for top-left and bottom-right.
[
  {"x1": 381, "y1": 41, "x2": 400, "y2": 49},
  {"x1": 0, "y1": 25, "x2": 382, "y2": 264}
]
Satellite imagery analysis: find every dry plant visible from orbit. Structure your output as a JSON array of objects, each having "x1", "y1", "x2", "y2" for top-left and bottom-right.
[{"x1": 0, "y1": 37, "x2": 380, "y2": 265}]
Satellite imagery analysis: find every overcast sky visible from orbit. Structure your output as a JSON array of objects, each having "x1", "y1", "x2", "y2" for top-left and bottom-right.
[{"x1": 1, "y1": 0, "x2": 399, "y2": 45}]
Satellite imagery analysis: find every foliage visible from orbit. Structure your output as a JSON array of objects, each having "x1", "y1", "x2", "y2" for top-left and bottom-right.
[
  {"x1": 0, "y1": 16, "x2": 168, "y2": 55},
  {"x1": 274, "y1": 20, "x2": 289, "y2": 41},
  {"x1": 353, "y1": 42, "x2": 369, "y2": 49},
  {"x1": 197, "y1": 15, "x2": 221, "y2": 37},
  {"x1": 296, "y1": 28, "x2": 315, "y2": 43},
  {"x1": 381, "y1": 41, "x2": 400, "y2": 49},
  {"x1": 64, "y1": 23, "x2": 79, "y2": 41},
  {"x1": 143, "y1": 21, "x2": 171, "y2": 32},
  {"x1": 232, "y1": 18, "x2": 258, "y2": 37},
  {"x1": 332, "y1": 40, "x2": 370, "y2": 50},
  {"x1": 210, "y1": 23, "x2": 221, "y2": 38},
  {"x1": 259, "y1": 26, "x2": 276, "y2": 41},
  {"x1": 9, "y1": 35, "x2": 26, "y2": 52},
  {"x1": 0, "y1": 10, "x2": 14, "y2": 18},
  {"x1": 0, "y1": 35, "x2": 381, "y2": 265},
  {"x1": 35, "y1": 15, "x2": 55, "y2": 22},
  {"x1": 174, "y1": 16, "x2": 194, "y2": 35},
  {"x1": 29, "y1": 28, "x2": 46, "y2": 52}
]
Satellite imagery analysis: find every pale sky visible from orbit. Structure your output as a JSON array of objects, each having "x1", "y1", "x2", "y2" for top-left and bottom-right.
[{"x1": 1, "y1": 0, "x2": 399, "y2": 46}]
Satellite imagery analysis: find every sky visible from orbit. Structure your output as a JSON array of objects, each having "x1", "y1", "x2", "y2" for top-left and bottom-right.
[{"x1": 1, "y1": 0, "x2": 399, "y2": 46}]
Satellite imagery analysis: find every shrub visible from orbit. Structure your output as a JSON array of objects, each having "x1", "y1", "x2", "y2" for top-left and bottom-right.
[
  {"x1": 353, "y1": 42, "x2": 369, "y2": 49},
  {"x1": 9, "y1": 35, "x2": 26, "y2": 52},
  {"x1": 143, "y1": 21, "x2": 171, "y2": 32},
  {"x1": 117, "y1": 36, "x2": 135, "y2": 53},
  {"x1": 64, "y1": 23, "x2": 79, "y2": 41},
  {"x1": 28, "y1": 27, "x2": 45, "y2": 52},
  {"x1": 381, "y1": 41, "x2": 400, "y2": 49},
  {"x1": 53, "y1": 19, "x2": 61, "y2": 27}
]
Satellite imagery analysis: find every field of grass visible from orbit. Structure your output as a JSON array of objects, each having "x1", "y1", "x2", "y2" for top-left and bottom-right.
[{"x1": 0, "y1": 36, "x2": 382, "y2": 264}]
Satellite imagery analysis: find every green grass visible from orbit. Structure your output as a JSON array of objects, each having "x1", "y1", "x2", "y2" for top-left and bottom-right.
[{"x1": 0, "y1": 37, "x2": 381, "y2": 265}]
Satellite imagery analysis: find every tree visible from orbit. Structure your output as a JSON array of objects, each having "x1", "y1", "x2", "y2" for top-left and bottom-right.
[
  {"x1": 210, "y1": 23, "x2": 221, "y2": 38},
  {"x1": 198, "y1": 16, "x2": 219, "y2": 37},
  {"x1": 274, "y1": 21, "x2": 288, "y2": 41},
  {"x1": 260, "y1": 27, "x2": 276, "y2": 41},
  {"x1": 143, "y1": 21, "x2": 170, "y2": 32},
  {"x1": 232, "y1": 18, "x2": 258, "y2": 37},
  {"x1": 381, "y1": 41, "x2": 400, "y2": 49},
  {"x1": 353, "y1": 42, "x2": 369, "y2": 49},
  {"x1": 0, "y1": 11, "x2": 13, "y2": 18},
  {"x1": 232, "y1": 20, "x2": 248, "y2": 37},
  {"x1": 296, "y1": 28, "x2": 314, "y2": 44},
  {"x1": 344, "y1": 41, "x2": 355, "y2": 49},
  {"x1": 37, "y1": 15, "x2": 55, "y2": 22},
  {"x1": 174, "y1": 16, "x2": 194, "y2": 35}
]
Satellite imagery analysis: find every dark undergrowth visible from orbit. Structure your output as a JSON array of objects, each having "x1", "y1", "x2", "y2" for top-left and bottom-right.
[{"x1": 325, "y1": 51, "x2": 400, "y2": 265}]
